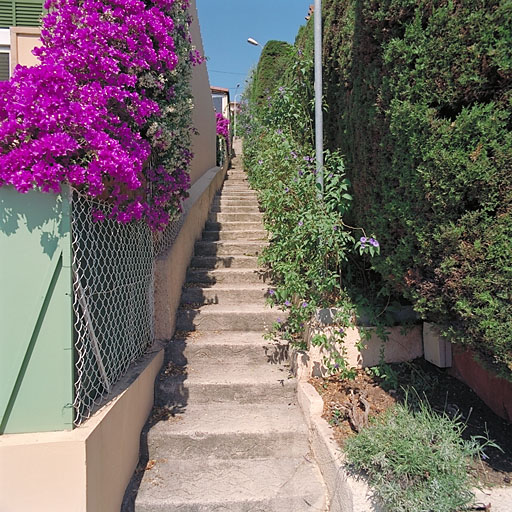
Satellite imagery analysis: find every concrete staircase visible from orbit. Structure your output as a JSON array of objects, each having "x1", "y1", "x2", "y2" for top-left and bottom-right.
[{"x1": 123, "y1": 162, "x2": 327, "y2": 511}]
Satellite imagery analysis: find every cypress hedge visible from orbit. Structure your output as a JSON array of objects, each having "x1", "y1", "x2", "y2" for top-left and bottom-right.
[{"x1": 321, "y1": 0, "x2": 512, "y2": 373}]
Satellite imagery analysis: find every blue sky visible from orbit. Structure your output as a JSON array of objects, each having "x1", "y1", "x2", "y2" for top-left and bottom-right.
[{"x1": 195, "y1": 0, "x2": 313, "y2": 98}]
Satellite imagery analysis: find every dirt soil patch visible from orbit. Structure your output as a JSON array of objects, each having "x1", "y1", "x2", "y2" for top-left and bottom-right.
[{"x1": 310, "y1": 358, "x2": 512, "y2": 488}]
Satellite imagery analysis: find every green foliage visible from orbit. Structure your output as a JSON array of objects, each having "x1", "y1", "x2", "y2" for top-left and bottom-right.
[
  {"x1": 250, "y1": 40, "x2": 293, "y2": 107},
  {"x1": 241, "y1": 48, "x2": 378, "y2": 368},
  {"x1": 344, "y1": 399, "x2": 492, "y2": 512},
  {"x1": 320, "y1": 0, "x2": 512, "y2": 372}
]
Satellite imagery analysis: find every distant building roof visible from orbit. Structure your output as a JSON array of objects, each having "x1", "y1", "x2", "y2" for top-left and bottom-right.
[{"x1": 211, "y1": 86, "x2": 230, "y2": 94}]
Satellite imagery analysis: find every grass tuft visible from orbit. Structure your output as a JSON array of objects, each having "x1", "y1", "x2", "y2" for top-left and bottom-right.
[{"x1": 344, "y1": 398, "x2": 489, "y2": 512}]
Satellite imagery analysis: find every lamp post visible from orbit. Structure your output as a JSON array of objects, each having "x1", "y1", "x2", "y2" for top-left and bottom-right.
[{"x1": 314, "y1": 0, "x2": 324, "y2": 199}]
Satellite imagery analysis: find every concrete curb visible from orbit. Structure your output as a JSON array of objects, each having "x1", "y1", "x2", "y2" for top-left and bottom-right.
[
  {"x1": 297, "y1": 381, "x2": 381, "y2": 512},
  {"x1": 295, "y1": 356, "x2": 512, "y2": 512}
]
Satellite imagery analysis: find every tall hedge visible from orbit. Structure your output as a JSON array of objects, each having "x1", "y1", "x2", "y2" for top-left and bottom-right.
[
  {"x1": 250, "y1": 40, "x2": 293, "y2": 106},
  {"x1": 321, "y1": 0, "x2": 512, "y2": 372}
]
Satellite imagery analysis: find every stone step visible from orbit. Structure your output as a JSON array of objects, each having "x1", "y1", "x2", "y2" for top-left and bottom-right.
[
  {"x1": 167, "y1": 331, "x2": 288, "y2": 364},
  {"x1": 181, "y1": 284, "x2": 268, "y2": 306},
  {"x1": 133, "y1": 458, "x2": 326, "y2": 512},
  {"x1": 186, "y1": 268, "x2": 267, "y2": 285},
  {"x1": 156, "y1": 356, "x2": 295, "y2": 404},
  {"x1": 208, "y1": 212, "x2": 263, "y2": 223},
  {"x1": 210, "y1": 205, "x2": 261, "y2": 213},
  {"x1": 194, "y1": 240, "x2": 267, "y2": 257},
  {"x1": 190, "y1": 255, "x2": 259, "y2": 269},
  {"x1": 202, "y1": 230, "x2": 266, "y2": 241},
  {"x1": 204, "y1": 221, "x2": 262, "y2": 232},
  {"x1": 176, "y1": 304, "x2": 285, "y2": 332},
  {"x1": 146, "y1": 402, "x2": 309, "y2": 459}
]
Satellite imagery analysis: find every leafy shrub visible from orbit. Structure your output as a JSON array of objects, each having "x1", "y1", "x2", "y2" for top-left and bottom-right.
[
  {"x1": 242, "y1": 51, "x2": 379, "y2": 373},
  {"x1": 344, "y1": 399, "x2": 489, "y2": 512}
]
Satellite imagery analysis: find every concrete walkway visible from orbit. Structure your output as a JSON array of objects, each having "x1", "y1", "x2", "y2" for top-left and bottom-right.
[{"x1": 122, "y1": 151, "x2": 328, "y2": 511}]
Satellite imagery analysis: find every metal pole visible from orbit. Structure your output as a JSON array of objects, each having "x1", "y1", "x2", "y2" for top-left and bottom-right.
[{"x1": 314, "y1": 0, "x2": 323, "y2": 199}]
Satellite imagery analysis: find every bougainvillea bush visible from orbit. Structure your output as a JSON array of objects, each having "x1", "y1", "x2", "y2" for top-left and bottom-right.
[
  {"x1": 216, "y1": 112, "x2": 230, "y2": 148},
  {"x1": 0, "y1": 0, "x2": 201, "y2": 230}
]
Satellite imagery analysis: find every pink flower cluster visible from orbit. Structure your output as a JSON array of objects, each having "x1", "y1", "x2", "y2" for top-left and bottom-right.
[
  {"x1": 216, "y1": 112, "x2": 230, "y2": 149},
  {"x1": 0, "y1": 0, "x2": 198, "y2": 230}
]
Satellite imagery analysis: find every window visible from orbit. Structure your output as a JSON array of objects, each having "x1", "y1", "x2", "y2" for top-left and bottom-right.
[{"x1": 0, "y1": 51, "x2": 8, "y2": 80}]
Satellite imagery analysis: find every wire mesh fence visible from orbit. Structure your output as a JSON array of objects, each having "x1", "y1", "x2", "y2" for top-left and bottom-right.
[{"x1": 71, "y1": 191, "x2": 157, "y2": 426}]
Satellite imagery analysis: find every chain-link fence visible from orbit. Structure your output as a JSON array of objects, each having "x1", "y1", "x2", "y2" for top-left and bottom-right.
[{"x1": 71, "y1": 191, "x2": 157, "y2": 425}]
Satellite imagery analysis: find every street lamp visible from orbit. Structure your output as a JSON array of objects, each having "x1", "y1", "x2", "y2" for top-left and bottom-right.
[{"x1": 247, "y1": 37, "x2": 263, "y2": 48}]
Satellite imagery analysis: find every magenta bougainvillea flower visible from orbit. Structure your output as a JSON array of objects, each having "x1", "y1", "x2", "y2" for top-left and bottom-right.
[
  {"x1": 216, "y1": 112, "x2": 230, "y2": 149},
  {"x1": 0, "y1": 0, "x2": 202, "y2": 230}
]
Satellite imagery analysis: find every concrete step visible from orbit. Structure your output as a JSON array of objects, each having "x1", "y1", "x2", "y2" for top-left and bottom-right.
[
  {"x1": 224, "y1": 177, "x2": 249, "y2": 183},
  {"x1": 185, "y1": 268, "x2": 267, "y2": 285},
  {"x1": 217, "y1": 193, "x2": 258, "y2": 200},
  {"x1": 190, "y1": 255, "x2": 259, "y2": 269},
  {"x1": 208, "y1": 212, "x2": 263, "y2": 223},
  {"x1": 167, "y1": 331, "x2": 289, "y2": 365},
  {"x1": 146, "y1": 402, "x2": 309, "y2": 459},
  {"x1": 204, "y1": 221, "x2": 262, "y2": 232},
  {"x1": 210, "y1": 205, "x2": 261, "y2": 213},
  {"x1": 181, "y1": 284, "x2": 268, "y2": 306},
  {"x1": 202, "y1": 230, "x2": 266, "y2": 241},
  {"x1": 219, "y1": 186, "x2": 255, "y2": 192},
  {"x1": 133, "y1": 457, "x2": 326, "y2": 512},
  {"x1": 213, "y1": 199, "x2": 258, "y2": 207},
  {"x1": 176, "y1": 304, "x2": 286, "y2": 332},
  {"x1": 194, "y1": 240, "x2": 267, "y2": 257},
  {"x1": 155, "y1": 356, "x2": 296, "y2": 404}
]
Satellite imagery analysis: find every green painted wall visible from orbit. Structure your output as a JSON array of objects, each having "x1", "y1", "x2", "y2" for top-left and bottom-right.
[{"x1": 0, "y1": 186, "x2": 74, "y2": 433}]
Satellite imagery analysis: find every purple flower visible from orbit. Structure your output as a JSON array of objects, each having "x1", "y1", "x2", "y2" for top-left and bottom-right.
[
  {"x1": 258, "y1": 159, "x2": 263, "y2": 165},
  {"x1": 360, "y1": 237, "x2": 367, "y2": 244},
  {"x1": 268, "y1": 289, "x2": 275, "y2": 296},
  {"x1": 301, "y1": 302, "x2": 308, "y2": 308},
  {"x1": 291, "y1": 151, "x2": 297, "y2": 158},
  {"x1": 298, "y1": 171, "x2": 304, "y2": 176},
  {"x1": 298, "y1": 220, "x2": 303, "y2": 226},
  {"x1": 333, "y1": 226, "x2": 338, "y2": 231},
  {"x1": 284, "y1": 187, "x2": 289, "y2": 193},
  {"x1": 276, "y1": 318, "x2": 282, "y2": 324},
  {"x1": 276, "y1": 129, "x2": 283, "y2": 135},
  {"x1": 284, "y1": 300, "x2": 291, "y2": 307},
  {"x1": 369, "y1": 238, "x2": 380, "y2": 248}
]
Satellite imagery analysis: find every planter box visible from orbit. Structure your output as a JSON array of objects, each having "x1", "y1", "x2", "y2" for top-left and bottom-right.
[
  {"x1": 298, "y1": 308, "x2": 423, "y2": 379},
  {"x1": 423, "y1": 322, "x2": 452, "y2": 368},
  {"x1": 449, "y1": 347, "x2": 512, "y2": 423}
]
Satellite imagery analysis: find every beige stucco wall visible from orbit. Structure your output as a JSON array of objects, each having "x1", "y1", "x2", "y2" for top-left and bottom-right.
[
  {"x1": 0, "y1": 347, "x2": 163, "y2": 512},
  {"x1": 10, "y1": 27, "x2": 41, "y2": 70},
  {"x1": 189, "y1": 0, "x2": 217, "y2": 185},
  {"x1": 154, "y1": 163, "x2": 226, "y2": 339}
]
